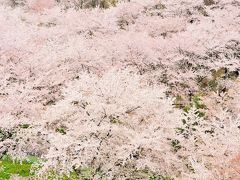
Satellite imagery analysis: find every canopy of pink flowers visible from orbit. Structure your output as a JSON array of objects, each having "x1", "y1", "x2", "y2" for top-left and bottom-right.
[{"x1": 0, "y1": 0, "x2": 239, "y2": 179}]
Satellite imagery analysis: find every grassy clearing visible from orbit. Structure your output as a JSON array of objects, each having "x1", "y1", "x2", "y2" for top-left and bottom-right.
[
  {"x1": 0, "y1": 155, "x2": 39, "y2": 179},
  {"x1": 0, "y1": 156, "x2": 103, "y2": 180}
]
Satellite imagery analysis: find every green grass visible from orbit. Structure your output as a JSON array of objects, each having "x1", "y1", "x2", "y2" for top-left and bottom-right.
[
  {"x1": 0, "y1": 155, "x2": 40, "y2": 179},
  {"x1": 0, "y1": 154, "x2": 100, "y2": 180},
  {"x1": 0, "y1": 155, "x2": 83, "y2": 180}
]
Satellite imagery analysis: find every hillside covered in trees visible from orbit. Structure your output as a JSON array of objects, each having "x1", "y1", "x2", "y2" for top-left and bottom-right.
[{"x1": 0, "y1": 0, "x2": 239, "y2": 179}]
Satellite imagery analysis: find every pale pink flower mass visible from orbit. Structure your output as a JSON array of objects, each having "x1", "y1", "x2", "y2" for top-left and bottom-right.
[{"x1": 0, "y1": 0, "x2": 239, "y2": 179}]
